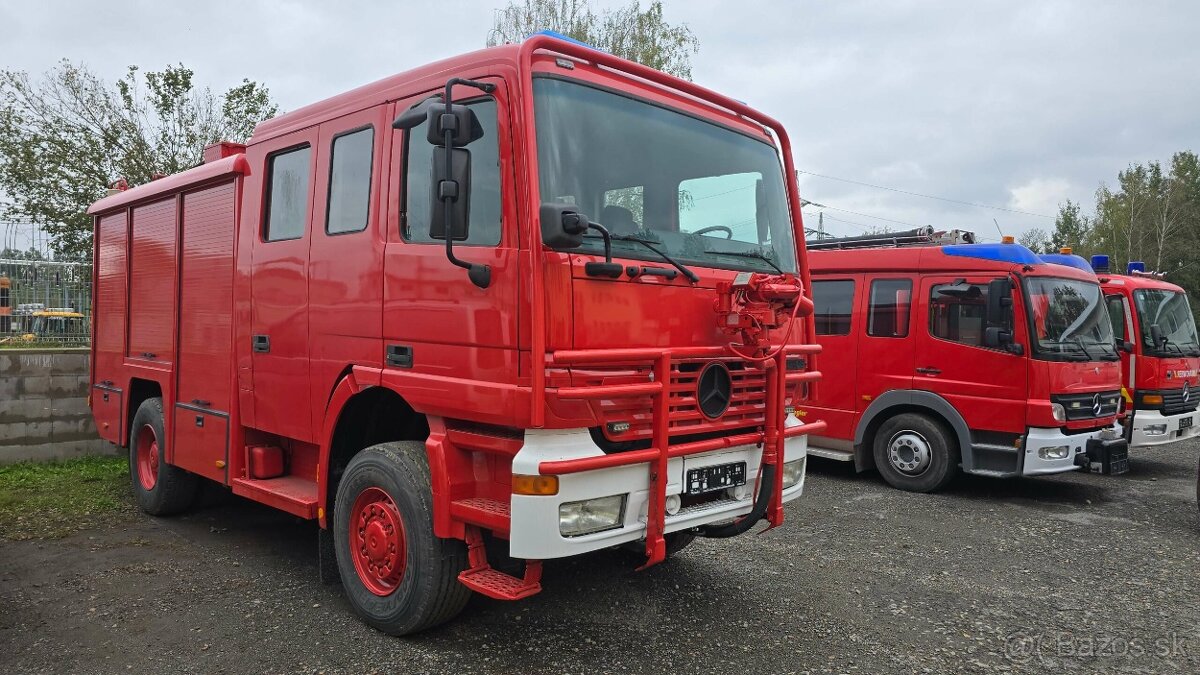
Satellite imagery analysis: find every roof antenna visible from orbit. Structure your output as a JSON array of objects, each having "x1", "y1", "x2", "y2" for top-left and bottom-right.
[{"x1": 992, "y1": 218, "x2": 1004, "y2": 241}]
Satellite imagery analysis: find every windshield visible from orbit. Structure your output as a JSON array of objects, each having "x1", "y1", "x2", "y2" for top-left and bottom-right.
[
  {"x1": 1134, "y1": 289, "x2": 1200, "y2": 356},
  {"x1": 1025, "y1": 277, "x2": 1117, "y2": 360},
  {"x1": 533, "y1": 77, "x2": 797, "y2": 274}
]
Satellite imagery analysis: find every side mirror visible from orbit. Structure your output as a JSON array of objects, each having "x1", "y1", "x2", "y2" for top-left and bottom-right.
[
  {"x1": 984, "y1": 326, "x2": 1011, "y2": 348},
  {"x1": 425, "y1": 104, "x2": 484, "y2": 148},
  {"x1": 392, "y1": 96, "x2": 441, "y2": 130},
  {"x1": 986, "y1": 277, "x2": 1013, "y2": 328},
  {"x1": 1150, "y1": 324, "x2": 1165, "y2": 349},
  {"x1": 540, "y1": 202, "x2": 589, "y2": 249},
  {"x1": 429, "y1": 148, "x2": 471, "y2": 241}
]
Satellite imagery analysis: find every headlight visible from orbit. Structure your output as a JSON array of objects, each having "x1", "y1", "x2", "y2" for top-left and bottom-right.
[
  {"x1": 559, "y1": 495, "x2": 626, "y2": 537},
  {"x1": 1051, "y1": 403, "x2": 1067, "y2": 422},
  {"x1": 1038, "y1": 445, "x2": 1070, "y2": 460},
  {"x1": 781, "y1": 458, "x2": 806, "y2": 489},
  {"x1": 1144, "y1": 424, "x2": 1168, "y2": 436}
]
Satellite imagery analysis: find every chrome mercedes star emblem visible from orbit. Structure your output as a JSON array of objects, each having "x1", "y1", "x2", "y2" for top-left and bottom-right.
[{"x1": 1092, "y1": 393, "x2": 1103, "y2": 417}]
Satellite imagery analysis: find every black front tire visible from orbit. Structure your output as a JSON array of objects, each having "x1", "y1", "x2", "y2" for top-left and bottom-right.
[
  {"x1": 129, "y1": 397, "x2": 199, "y2": 515},
  {"x1": 872, "y1": 413, "x2": 959, "y2": 493},
  {"x1": 333, "y1": 442, "x2": 471, "y2": 635}
]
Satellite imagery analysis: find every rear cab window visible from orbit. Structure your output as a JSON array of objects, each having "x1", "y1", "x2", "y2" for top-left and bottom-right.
[{"x1": 812, "y1": 280, "x2": 855, "y2": 336}]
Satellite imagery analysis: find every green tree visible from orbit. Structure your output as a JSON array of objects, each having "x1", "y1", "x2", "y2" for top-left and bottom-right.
[
  {"x1": 1051, "y1": 199, "x2": 1091, "y2": 251},
  {"x1": 0, "y1": 61, "x2": 277, "y2": 260},
  {"x1": 1018, "y1": 227, "x2": 1051, "y2": 253},
  {"x1": 488, "y1": 0, "x2": 700, "y2": 80}
]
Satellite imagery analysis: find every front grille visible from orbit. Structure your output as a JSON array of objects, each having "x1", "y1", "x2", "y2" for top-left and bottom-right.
[
  {"x1": 1155, "y1": 388, "x2": 1198, "y2": 416},
  {"x1": 579, "y1": 358, "x2": 769, "y2": 443},
  {"x1": 1052, "y1": 390, "x2": 1121, "y2": 421}
]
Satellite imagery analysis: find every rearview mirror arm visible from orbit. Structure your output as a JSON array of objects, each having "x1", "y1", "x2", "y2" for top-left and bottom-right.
[{"x1": 439, "y1": 77, "x2": 496, "y2": 290}]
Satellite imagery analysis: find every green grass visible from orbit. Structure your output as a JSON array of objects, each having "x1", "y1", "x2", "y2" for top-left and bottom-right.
[{"x1": 0, "y1": 455, "x2": 134, "y2": 540}]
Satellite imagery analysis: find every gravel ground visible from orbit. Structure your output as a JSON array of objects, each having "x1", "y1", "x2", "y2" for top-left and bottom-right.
[{"x1": 2, "y1": 440, "x2": 1198, "y2": 674}]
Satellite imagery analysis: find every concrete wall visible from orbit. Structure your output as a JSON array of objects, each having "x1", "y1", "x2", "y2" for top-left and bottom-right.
[{"x1": 0, "y1": 348, "x2": 114, "y2": 464}]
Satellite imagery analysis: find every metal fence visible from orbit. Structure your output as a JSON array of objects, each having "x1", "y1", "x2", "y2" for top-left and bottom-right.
[{"x1": 0, "y1": 259, "x2": 92, "y2": 346}]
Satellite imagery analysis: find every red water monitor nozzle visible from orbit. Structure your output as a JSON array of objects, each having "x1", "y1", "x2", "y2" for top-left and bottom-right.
[{"x1": 714, "y1": 272, "x2": 812, "y2": 353}]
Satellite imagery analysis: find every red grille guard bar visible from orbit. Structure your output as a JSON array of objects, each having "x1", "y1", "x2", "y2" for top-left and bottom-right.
[{"x1": 544, "y1": 344, "x2": 825, "y2": 568}]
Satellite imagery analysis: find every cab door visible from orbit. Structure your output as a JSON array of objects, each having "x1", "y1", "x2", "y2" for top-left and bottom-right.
[
  {"x1": 248, "y1": 129, "x2": 319, "y2": 442},
  {"x1": 915, "y1": 275, "x2": 1028, "y2": 436},
  {"x1": 380, "y1": 77, "x2": 522, "y2": 425},
  {"x1": 1105, "y1": 292, "x2": 1135, "y2": 396},
  {"x1": 804, "y1": 277, "x2": 859, "y2": 446}
]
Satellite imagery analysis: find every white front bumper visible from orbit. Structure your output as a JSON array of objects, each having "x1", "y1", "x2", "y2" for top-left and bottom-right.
[
  {"x1": 1022, "y1": 423, "x2": 1121, "y2": 476},
  {"x1": 1130, "y1": 409, "x2": 1200, "y2": 447},
  {"x1": 508, "y1": 421, "x2": 808, "y2": 560}
]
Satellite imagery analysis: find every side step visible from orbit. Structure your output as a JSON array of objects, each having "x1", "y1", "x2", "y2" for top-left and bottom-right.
[
  {"x1": 232, "y1": 476, "x2": 318, "y2": 519},
  {"x1": 450, "y1": 497, "x2": 511, "y2": 534},
  {"x1": 458, "y1": 526, "x2": 541, "y2": 600}
]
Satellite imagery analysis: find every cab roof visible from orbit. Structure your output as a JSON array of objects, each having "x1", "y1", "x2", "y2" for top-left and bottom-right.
[
  {"x1": 809, "y1": 243, "x2": 1099, "y2": 283},
  {"x1": 1099, "y1": 272, "x2": 1186, "y2": 294}
]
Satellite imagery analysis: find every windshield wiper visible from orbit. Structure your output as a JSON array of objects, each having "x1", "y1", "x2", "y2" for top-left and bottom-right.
[
  {"x1": 703, "y1": 248, "x2": 784, "y2": 274},
  {"x1": 1071, "y1": 337, "x2": 1097, "y2": 360},
  {"x1": 603, "y1": 233, "x2": 700, "y2": 283}
]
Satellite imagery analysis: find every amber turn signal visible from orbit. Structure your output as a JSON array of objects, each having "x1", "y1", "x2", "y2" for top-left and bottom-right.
[
  {"x1": 1142, "y1": 394, "x2": 1164, "y2": 405},
  {"x1": 512, "y1": 474, "x2": 559, "y2": 496}
]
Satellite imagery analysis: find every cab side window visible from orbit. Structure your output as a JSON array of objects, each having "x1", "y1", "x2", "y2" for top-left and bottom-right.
[
  {"x1": 264, "y1": 145, "x2": 312, "y2": 241},
  {"x1": 812, "y1": 280, "x2": 855, "y2": 336},
  {"x1": 929, "y1": 281, "x2": 998, "y2": 346},
  {"x1": 868, "y1": 279, "x2": 912, "y2": 338},
  {"x1": 326, "y1": 127, "x2": 374, "y2": 234},
  {"x1": 403, "y1": 98, "x2": 501, "y2": 246},
  {"x1": 1106, "y1": 295, "x2": 1126, "y2": 342}
]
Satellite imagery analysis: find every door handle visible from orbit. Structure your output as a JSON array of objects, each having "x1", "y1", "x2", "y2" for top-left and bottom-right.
[
  {"x1": 252, "y1": 335, "x2": 271, "y2": 353},
  {"x1": 386, "y1": 344, "x2": 413, "y2": 368},
  {"x1": 916, "y1": 366, "x2": 941, "y2": 376}
]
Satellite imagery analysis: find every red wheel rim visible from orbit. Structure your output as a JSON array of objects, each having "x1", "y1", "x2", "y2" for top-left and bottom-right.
[
  {"x1": 349, "y1": 487, "x2": 407, "y2": 596},
  {"x1": 135, "y1": 423, "x2": 159, "y2": 491}
]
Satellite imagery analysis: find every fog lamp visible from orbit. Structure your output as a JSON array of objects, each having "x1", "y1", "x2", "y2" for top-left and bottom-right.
[
  {"x1": 1144, "y1": 424, "x2": 1168, "y2": 436},
  {"x1": 1038, "y1": 445, "x2": 1070, "y2": 460},
  {"x1": 607, "y1": 421, "x2": 631, "y2": 434},
  {"x1": 559, "y1": 494, "x2": 626, "y2": 537},
  {"x1": 782, "y1": 457, "x2": 807, "y2": 488}
]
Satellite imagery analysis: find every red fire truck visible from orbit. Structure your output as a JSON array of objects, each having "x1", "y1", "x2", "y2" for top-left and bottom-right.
[
  {"x1": 86, "y1": 34, "x2": 823, "y2": 634},
  {"x1": 798, "y1": 228, "x2": 1127, "y2": 492},
  {"x1": 1089, "y1": 256, "x2": 1200, "y2": 446}
]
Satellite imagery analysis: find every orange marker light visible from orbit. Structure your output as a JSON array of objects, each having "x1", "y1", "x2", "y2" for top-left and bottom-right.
[
  {"x1": 1060, "y1": 246, "x2": 1072, "y2": 255},
  {"x1": 1002, "y1": 235, "x2": 1015, "y2": 244},
  {"x1": 1142, "y1": 394, "x2": 1163, "y2": 406},
  {"x1": 513, "y1": 474, "x2": 559, "y2": 496}
]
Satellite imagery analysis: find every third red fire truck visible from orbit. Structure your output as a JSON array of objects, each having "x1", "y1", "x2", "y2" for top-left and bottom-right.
[
  {"x1": 87, "y1": 34, "x2": 823, "y2": 634},
  {"x1": 798, "y1": 228, "x2": 1128, "y2": 492},
  {"x1": 1089, "y1": 256, "x2": 1200, "y2": 446}
]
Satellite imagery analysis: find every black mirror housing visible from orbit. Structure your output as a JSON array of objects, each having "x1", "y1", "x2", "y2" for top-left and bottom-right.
[
  {"x1": 393, "y1": 96, "x2": 441, "y2": 130},
  {"x1": 429, "y1": 147, "x2": 471, "y2": 241},
  {"x1": 986, "y1": 277, "x2": 1013, "y2": 328},
  {"x1": 1150, "y1": 324, "x2": 1165, "y2": 348},
  {"x1": 541, "y1": 203, "x2": 588, "y2": 249},
  {"x1": 426, "y1": 104, "x2": 484, "y2": 147}
]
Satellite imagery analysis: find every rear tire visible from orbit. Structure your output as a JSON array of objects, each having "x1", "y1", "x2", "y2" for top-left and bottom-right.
[
  {"x1": 333, "y1": 441, "x2": 470, "y2": 635},
  {"x1": 129, "y1": 397, "x2": 199, "y2": 515},
  {"x1": 873, "y1": 413, "x2": 959, "y2": 493}
]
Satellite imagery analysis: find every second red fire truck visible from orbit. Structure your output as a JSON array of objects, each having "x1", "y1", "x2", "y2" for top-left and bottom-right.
[
  {"x1": 799, "y1": 228, "x2": 1128, "y2": 492},
  {"x1": 87, "y1": 34, "x2": 823, "y2": 634},
  {"x1": 1091, "y1": 256, "x2": 1200, "y2": 447}
]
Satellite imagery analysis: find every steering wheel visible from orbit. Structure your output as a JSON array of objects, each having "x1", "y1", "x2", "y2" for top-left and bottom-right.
[{"x1": 693, "y1": 225, "x2": 733, "y2": 239}]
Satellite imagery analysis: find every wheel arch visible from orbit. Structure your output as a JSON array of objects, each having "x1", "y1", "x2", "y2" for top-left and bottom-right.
[
  {"x1": 853, "y1": 390, "x2": 973, "y2": 472},
  {"x1": 318, "y1": 366, "x2": 433, "y2": 529},
  {"x1": 123, "y1": 377, "x2": 164, "y2": 447}
]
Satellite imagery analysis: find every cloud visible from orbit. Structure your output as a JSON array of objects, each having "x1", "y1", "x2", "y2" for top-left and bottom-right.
[{"x1": 1008, "y1": 178, "x2": 1071, "y2": 218}]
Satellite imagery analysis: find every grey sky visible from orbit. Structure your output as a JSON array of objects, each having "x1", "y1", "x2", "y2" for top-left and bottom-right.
[{"x1": 3, "y1": 0, "x2": 1197, "y2": 246}]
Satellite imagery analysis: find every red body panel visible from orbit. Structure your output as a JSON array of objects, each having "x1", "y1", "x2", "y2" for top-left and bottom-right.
[{"x1": 127, "y1": 199, "x2": 177, "y2": 364}]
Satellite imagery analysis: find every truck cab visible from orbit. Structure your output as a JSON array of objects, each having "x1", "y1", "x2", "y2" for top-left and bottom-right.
[
  {"x1": 1092, "y1": 257, "x2": 1200, "y2": 446},
  {"x1": 800, "y1": 231, "x2": 1127, "y2": 492}
]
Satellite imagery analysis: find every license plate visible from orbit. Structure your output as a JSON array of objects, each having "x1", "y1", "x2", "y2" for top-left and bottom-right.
[
  {"x1": 1181, "y1": 417, "x2": 1193, "y2": 431},
  {"x1": 686, "y1": 461, "x2": 747, "y2": 495},
  {"x1": 1109, "y1": 458, "x2": 1130, "y2": 475}
]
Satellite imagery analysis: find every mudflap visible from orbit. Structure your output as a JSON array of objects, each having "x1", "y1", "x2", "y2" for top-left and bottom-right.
[
  {"x1": 318, "y1": 527, "x2": 338, "y2": 585},
  {"x1": 1086, "y1": 436, "x2": 1129, "y2": 475}
]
